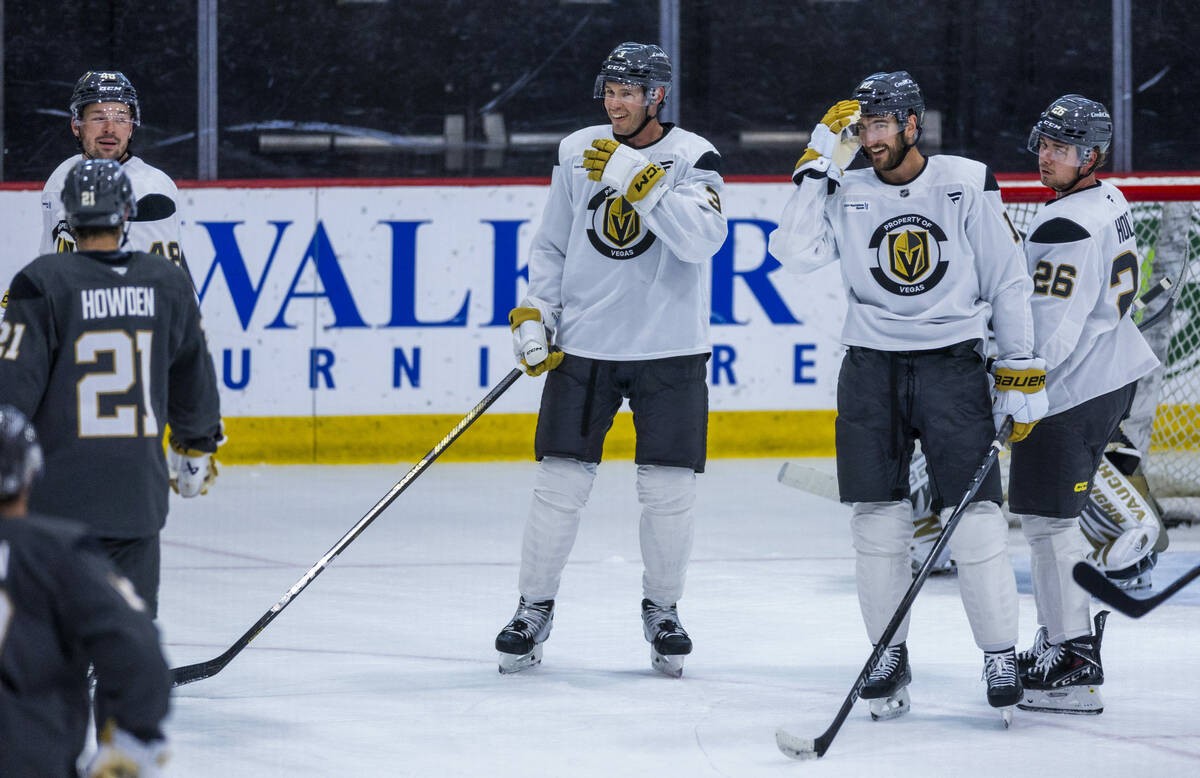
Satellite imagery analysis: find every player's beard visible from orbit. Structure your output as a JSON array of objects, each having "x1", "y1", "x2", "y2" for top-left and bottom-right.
[{"x1": 869, "y1": 138, "x2": 908, "y2": 173}]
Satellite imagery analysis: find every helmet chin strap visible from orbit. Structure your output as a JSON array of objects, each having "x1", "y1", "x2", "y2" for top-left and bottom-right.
[
  {"x1": 613, "y1": 92, "x2": 662, "y2": 145},
  {"x1": 1053, "y1": 153, "x2": 1101, "y2": 194},
  {"x1": 880, "y1": 123, "x2": 922, "y2": 172}
]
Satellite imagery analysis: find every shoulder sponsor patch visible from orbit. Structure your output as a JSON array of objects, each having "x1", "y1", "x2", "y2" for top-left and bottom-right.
[{"x1": 843, "y1": 200, "x2": 870, "y2": 213}]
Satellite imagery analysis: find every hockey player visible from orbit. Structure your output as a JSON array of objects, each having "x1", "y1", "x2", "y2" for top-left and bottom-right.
[
  {"x1": 494, "y1": 42, "x2": 727, "y2": 678},
  {"x1": 1010, "y1": 95, "x2": 1160, "y2": 715},
  {"x1": 769, "y1": 71, "x2": 1045, "y2": 722},
  {"x1": 0, "y1": 158, "x2": 223, "y2": 619},
  {"x1": 39, "y1": 71, "x2": 190, "y2": 275},
  {"x1": 0, "y1": 405, "x2": 171, "y2": 777}
]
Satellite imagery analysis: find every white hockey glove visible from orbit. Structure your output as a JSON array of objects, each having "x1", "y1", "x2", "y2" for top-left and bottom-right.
[
  {"x1": 87, "y1": 723, "x2": 168, "y2": 778},
  {"x1": 582, "y1": 139, "x2": 668, "y2": 210},
  {"x1": 793, "y1": 99, "x2": 861, "y2": 183},
  {"x1": 168, "y1": 426, "x2": 223, "y2": 498},
  {"x1": 509, "y1": 307, "x2": 564, "y2": 377},
  {"x1": 992, "y1": 357, "x2": 1048, "y2": 443}
]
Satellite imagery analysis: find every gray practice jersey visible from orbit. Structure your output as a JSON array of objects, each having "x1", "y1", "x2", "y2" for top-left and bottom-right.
[
  {"x1": 1023, "y1": 181, "x2": 1159, "y2": 414},
  {"x1": 523, "y1": 124, "x2": 728, "y2": 360},
  {"x1": 769, "y1": 155, "x2": 1036, "y2": 360},
  {"x1": 0, "y1": 250, "x2": 221, "y2": 537},
  {"x1": 41, "y1": 155, "x2": 187, "y2": 268}
]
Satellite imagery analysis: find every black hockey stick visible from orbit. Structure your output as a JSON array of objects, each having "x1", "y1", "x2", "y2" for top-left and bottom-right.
[
  {"x1": 776, "y1": 417, "x2": 1013, "y2": 760},
  {"x1": 1072, "y1": 560, "x2": 1200, "y2": 618},
  {"x1": 1133, "y1": 276, "x2": 1177, "y2": 332},
  {"x1": 170, "y1": 368, "x2": 523, "y2": 686}
]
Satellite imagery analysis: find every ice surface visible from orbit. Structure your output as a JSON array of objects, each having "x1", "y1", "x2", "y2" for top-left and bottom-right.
[{"x1": 153, "y1": 459, "x2": 1200, "y2": 776}]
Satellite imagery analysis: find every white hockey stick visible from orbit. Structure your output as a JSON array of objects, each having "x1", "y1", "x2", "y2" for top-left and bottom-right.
[{"x1": 776, "y1": 462, "x2": 840, "y2": 502}]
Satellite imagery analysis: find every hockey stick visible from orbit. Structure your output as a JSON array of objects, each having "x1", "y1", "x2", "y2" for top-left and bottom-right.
[
  {"x1": 1133, "y1": 276, "x2": 1177, "y2": 331},
  {"x1": 170, "y1": 368, "x2": 524, "y2": 686},
  {"x1": 776, "y1": 461, "x2": 840, "y2": 502},
  {"x1": 776, "y1": 417, "x2": 1012, "y2": 760},
  {"x1": 1072, "y1": 560, "x2": 1200, "y2": 618}
]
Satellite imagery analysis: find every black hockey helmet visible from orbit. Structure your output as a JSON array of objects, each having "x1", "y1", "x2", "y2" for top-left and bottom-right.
[
  {"x1": 1027, "y1": 94, "x2": 1112, "y2": 164},
  {"x1": 0, "y1": 405, "x2": 43, "y2": 501},
  {"x1": 62, "y1": 158, "x2": 137, "y2": 229},
  {"x1": 70, "y1": 70, "x2": 140, "y2": 125},
  {"x1": 593, "y1": 42, "x2": 672, "y2": 108},
  {"x1": 854, "y1": 71, "x2": 925, "y2": 127}
]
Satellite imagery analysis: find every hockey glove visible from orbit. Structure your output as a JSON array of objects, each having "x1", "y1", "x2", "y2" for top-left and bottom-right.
[
  {"x1": 582, "y1": 139, "x2": 668, "y2": 209},
  {"x1": 509, "y1": 307, "x2": 564, "y2": 377},
  {"x1": 992, "y1": 357, "x2": 1048, "y2": 443},
  {"x1": 168, "y1": 428, "x2": 222, "y2": 498},
  {"x1": 794, "y1": 99, "x2": 861, "y2": 183},
  {"x1": 87, "y1": 721, "x2": 168, "y2": 778}
]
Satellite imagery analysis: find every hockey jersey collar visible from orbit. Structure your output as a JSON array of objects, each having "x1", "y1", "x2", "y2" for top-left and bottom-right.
[{"x1": 1044, "y1": 180, "x2": 1103, "y2": 206}]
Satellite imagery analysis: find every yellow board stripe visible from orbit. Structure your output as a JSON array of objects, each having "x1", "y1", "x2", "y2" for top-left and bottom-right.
[{"x1": 220, "y1": 410, "x2": 839, "y2": 465}]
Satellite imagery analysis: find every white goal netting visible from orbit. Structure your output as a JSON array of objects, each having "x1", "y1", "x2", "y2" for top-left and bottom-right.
[{"x1": 1002, "y1": 176, "x2": 1200, "y2": 521}]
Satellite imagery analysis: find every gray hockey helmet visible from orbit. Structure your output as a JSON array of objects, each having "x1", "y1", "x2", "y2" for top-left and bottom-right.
[
  {"x1": 0, "y1": 405, "x2": 43, "y2": 500},
  {"x1": 593, "y1": 42, "x2": 672, "y2": 107},
  {"x1": 70, "y1": 70, "x2": 141, "y2": 125},
  {"x1": 62, "y1": 158, "x2": 137, "y2": 229},
  {"x1": 1027, "y1": 94, "x2": 1112, "y2": 162},
  {"x1": 854, "y1": 71, "x2": 925, "y2": 126}
]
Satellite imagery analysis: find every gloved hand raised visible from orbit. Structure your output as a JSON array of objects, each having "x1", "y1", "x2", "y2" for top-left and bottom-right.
[
  {"x1": 582, "y1": 139, "x2": 668, "y2": 209},
  {"x1": 509, "y1": 307, "x2": 564, "y2": 377},
  {"x1": 793, "y1": 99, "x2": 861, "y2": 182},
  {"x1": 992, "y1": 357, "x2": 1048, "y2": 443}
]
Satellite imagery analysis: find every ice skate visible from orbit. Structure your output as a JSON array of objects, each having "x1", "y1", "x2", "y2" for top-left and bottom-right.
[
  {"x1": 495, "y1": 597, "x2": 554, "y2": 674},
  {"x1": 982, "y1": 647, "x2": 1021, "y2": 727},
  {"x1": 641, "y1": 599, "x2": 692, "y2": 678},
  {"x1": 859, "y1": 642, "x2": 911, "y2": 721},
  {"x1": 1018, "y1": 610, "x2": 1108, "y2": 715}
]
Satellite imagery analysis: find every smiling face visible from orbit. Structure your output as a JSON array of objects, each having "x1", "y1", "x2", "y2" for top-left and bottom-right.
[
  {"x1": 602, "y1": 81, "x2": 661, "y2": 137},
  {"x1": 72, "y1": 102, "x2": 135, "y2": 160},
  {"x1": 857, "y1": 113, "x2": 915, "y2": 172}
]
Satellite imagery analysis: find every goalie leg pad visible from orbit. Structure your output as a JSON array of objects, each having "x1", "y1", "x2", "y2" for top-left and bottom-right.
[
  {"x1": 1019, "y1": 514, "x2": 1093, "y2": 644},
  {"x1": 518, "y1": 456, "x2": 597, "y2": 600},
  {"x1": 947, "y1": 502, "x2": 1018, "y2": 652},
  {"x1": 637, "y1": 465, "x2": 696, "y2": 606},
  {"x1": 851, "y1": 501, "x2": 914, "y2": 645}
]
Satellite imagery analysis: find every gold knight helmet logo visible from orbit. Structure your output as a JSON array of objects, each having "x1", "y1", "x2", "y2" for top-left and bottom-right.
[
  {"x1": 603, "y1": 196, "x2": 640, "y2": 248},
  {"x1": 889, "y1": 229, "x2": 930, "y2": 282}
]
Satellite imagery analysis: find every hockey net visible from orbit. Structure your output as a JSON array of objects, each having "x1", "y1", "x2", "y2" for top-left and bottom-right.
[{"x1": 1001, "y1": 175, "x2": 1200, "y2": 522}]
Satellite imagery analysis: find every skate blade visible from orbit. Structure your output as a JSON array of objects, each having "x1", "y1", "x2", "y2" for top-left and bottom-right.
[
  {"x1": 498, "y1": 644, "x2": 542, "y2": 675},
  {"x1": 1016, "y1": 686, "x2": 1103, "y2": 715},
  {"x1": 775, "y1": 728, "x2": 818, "y2": 760},
  {"x1": 868, "y1": 686, "x2": 910, "y2": 721},
  {"x1": 651, "y1": 649, "x2": 685, "y2": 678},
  {"x1": 1001, "y1": 706, "x2": 1014, "y2": 728}
]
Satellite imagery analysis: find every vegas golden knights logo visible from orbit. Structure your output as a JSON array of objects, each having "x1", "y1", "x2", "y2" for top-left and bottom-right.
[
  {"x1": 888, "y1": 229, "x2": 930, "y2": 282},
  {"x1": 586, "y1": 187, "x2": 657, "y2": 260},
  {"x1": 603, "y1": 196, "x2": 640, "y2": 247},
  {"x1": 868, "y1": 214, "x2": 950, "y2": 295}
]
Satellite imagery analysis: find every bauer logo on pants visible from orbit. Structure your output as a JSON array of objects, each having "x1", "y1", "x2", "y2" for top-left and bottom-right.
[
  {"x1": 586, "y1": 187, "x2": 658, "y2": 259},
  {"x1": 867, "y1": 213, "x2": 950, "y2": 296}
]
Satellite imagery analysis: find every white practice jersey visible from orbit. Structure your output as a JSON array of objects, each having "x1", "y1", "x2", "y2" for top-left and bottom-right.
[
  {"x1": 1023, "y1": 180, "x2": 1158, "y2": 414},
  {"x1": 769, "y1": 155, "x2": 1035, "y2": 359},
  {"x1": 41, "y1": 155, "x2": 186, "y2": 267},
  {"x1": 523, "y1": 124, "x2": 727, "y2": 360}
]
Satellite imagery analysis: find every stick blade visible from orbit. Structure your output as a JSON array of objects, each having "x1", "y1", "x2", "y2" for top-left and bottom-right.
[
  {"x1": 1071, "y1": 562, "x2": 1145, "y2": 618},
  {"x1": 775, "y1": 728, "x2": 821, "y2": 760},
  {"x1": 777, "y1": 462, "x2": 841, "y2": 503}
]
